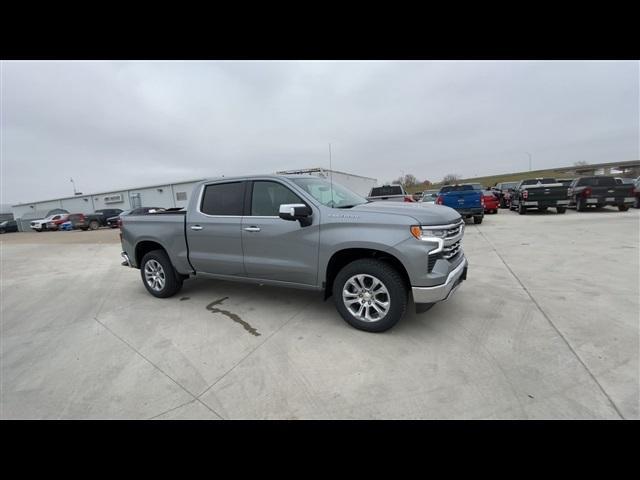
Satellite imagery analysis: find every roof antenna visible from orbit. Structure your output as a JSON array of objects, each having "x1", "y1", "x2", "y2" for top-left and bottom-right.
[{"x1": 328, "y1": 143, "x2": 334, "y2": 207}]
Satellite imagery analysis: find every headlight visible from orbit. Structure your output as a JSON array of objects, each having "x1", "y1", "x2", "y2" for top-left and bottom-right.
[
  {"x1": 410, "y1": 225, "x2": 447, "y2": 254},
  {"x1": 410, "y1": 225, "x2": 451, "y2": 240}
]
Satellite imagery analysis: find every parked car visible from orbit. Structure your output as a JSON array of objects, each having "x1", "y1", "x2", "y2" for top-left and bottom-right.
[
  {"x1": 509, "y1": 178, "x2": 570, "y2": 214},
  {"x1": 45, "y1": 208, "x2": 69, "y2": 217},
  {"x1": 366, "y1": 184, "x2": 415, "y2": 202},
  {"x1": 120, "y1": 175, "x2": 468, "y2": 333},
  {"x1": 46, "y1": 214, "x2": 71, "y2": 231},
  {"x1": 482, "y1": 190, "x2": 499, "y2": 214},
  {"x1": 633, "y1": 177, "x2": 640, "y2": 209},
  {"x1": 435, "y1": 185, "x2": 484, "y2": 224},
  {"x1": 556, "y1": 179, "x2": 575, "y2": 187},
  {"x1": 83, "y1": 208, "x2": 124, "y2": 230},
  {"x1": 66, "y1": 213, "x2": 90, "y2": 230},
  {"x1": 30, "y1": 214, "x2": 66, "y2": 231},
  {"x1": 568, "y1": 176, "x2": 635, "y2": 211},
  {"x1": 107, "y1": 207, "x2": 162, "y2": 228},
  {"x1": 0, "y1": 220, "x2": 18, "y2": 234},
  {"x1": 418, "y1": 189, "x2": 440, "y2": 204},
  {"x1": 491, "y1": 182, "x2": 519, "y2": 208},
  {"x1": 615, "y1": 177, "x2": 635, "y2": 185}
]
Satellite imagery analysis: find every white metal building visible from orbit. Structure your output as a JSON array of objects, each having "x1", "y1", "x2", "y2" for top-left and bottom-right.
[
  {"x1": 11, "y1": 179, "x2": 205, "y2": 231},
  {"x1": 11, "y1": 168, "x2": 377, "y2": 231},
  {"x1": 275, "y1": 168, "x2": 377, "y2": 197}
]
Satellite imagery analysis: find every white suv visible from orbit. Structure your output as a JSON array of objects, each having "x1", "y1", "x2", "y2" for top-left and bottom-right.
[{"x1": 30, "y1": 214, "x2": 63, "y2": 231}]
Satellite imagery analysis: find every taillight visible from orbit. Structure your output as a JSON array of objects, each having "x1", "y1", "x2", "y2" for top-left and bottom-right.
[
  {"x1": 436, "y1": 195, "x2": 443, "y2": 205},
  {"x1": 522, "y1": 190, "x2": 529, "y2": 200},
  {"x1": 481, "y1": 196, "x2": 485, "y2": 206},
  {"x1": 403, "y1": 195, "x2": 415, "y2": 202},
  {"x1": 118, "y1": 217, "x2": 123, "y2": 230},
  {"x1": 582, "y1": 187, "x2": 592, "y2": 197}
]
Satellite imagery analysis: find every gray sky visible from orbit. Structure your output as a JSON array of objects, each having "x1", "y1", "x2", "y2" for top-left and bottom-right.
[{"x1": 1, "y1": 60, "x2": 638, "y2": 204}]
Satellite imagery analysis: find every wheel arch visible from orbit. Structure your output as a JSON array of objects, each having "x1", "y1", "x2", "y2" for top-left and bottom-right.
[{"x1": 323, "y1": 247, "x2": 410, "y2": 300}]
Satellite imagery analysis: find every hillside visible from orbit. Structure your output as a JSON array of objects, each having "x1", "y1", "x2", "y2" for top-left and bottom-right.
[{"x1": 406, "y1": 167, "x2": 578, "y2": 193}]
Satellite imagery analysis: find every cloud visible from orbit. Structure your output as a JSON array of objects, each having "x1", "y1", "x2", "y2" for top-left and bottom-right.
[{"x1": 1, "y1": 60, "x2": 638, "y2": 204}]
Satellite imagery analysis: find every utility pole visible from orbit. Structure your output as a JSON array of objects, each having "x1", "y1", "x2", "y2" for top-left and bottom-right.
[
  {"x1": 525, "y1": 152, "x2": 532, "y2": 171},
  {"x1": 70, "y1": 178, "x2": 78, "y2": 195}
]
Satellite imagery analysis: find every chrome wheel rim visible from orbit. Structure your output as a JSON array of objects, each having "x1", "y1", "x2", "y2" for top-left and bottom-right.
[
  {"x1": 144, "y1": 259, "x2": 166, "y2": 291},
  {"x1": 342, "y1": 274, "x2": 390, "y2": 322}
]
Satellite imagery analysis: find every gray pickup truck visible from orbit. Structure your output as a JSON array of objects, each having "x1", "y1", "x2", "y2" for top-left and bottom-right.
[{"x1": 120, "y1": 175, "x2": 468, "y2": 332}]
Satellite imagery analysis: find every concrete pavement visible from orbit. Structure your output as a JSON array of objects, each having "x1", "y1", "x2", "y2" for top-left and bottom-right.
[{"x1": 1, "y1": 208, "x2": 638, "y2": 419}]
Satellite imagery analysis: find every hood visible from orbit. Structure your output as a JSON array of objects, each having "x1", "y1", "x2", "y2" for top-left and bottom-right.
[{"x1": 349, "y1": 201, "x2": 462, "y2": 225}]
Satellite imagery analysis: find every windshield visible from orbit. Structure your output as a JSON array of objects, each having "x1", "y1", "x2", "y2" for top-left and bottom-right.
[
  {"x1": 291, "y1": 177, "x2": 367, "y2": 208},
  {"x1": 440, "y1": 185, "x2": 473, "y2": 193}
]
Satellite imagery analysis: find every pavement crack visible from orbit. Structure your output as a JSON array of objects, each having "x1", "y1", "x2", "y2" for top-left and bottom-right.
[
  {"x1": 474, "y1": 225, "x2": 625, "y2": 419},
  {"x1": 93, "y1": 316, "x2": 224, "y2": 420}
]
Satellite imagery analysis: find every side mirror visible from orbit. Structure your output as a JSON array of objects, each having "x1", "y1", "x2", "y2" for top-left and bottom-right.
[{"x1": 279, "y1": 203, "x2": 312, "y2": 226}]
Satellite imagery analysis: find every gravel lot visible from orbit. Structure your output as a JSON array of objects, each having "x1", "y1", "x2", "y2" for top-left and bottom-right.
[{"x1": 1, "y1": 208, "x2": 638, "y2": 419}]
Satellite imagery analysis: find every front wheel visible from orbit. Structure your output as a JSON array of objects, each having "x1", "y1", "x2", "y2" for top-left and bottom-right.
[
  {"x1": 89, "y1": 220, "x2": 100, "y2": 230},
  {"x1": 333, "y1": 258, "x2": 407, "y2": 333},
  {"x1": 518, "y1": 203, "x2": 526, "y2": 215},
  {"x1": 140, "y1": 249, "x2": 184, "y2": 298},
  {"x1": 473, "y1": 215, "x2": 483, "y2": 224},
  {"x1": 556, "y1": 206, "x2": 567, "y2": 214},
  {"x1": 618, "y1": 205, "x2": 629, "y2": 212}
]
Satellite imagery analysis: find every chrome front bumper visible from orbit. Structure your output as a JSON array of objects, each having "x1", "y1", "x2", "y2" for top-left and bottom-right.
[{"x1": 412, "y1": 257, "x2": 468, "y2": 304}]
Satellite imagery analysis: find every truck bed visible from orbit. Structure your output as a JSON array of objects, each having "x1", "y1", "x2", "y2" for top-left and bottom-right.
[{"x1": 120, "y1": 212, "x2": 192, "y2": 274}]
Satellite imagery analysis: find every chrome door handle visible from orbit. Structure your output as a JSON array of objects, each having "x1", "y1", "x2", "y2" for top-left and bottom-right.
[
  {"x1": 190, "y1": 225, "x2": 203, "y2": 231},
  {"x1": 243, "y1": 226, "x2": 261, "y2": 232}
]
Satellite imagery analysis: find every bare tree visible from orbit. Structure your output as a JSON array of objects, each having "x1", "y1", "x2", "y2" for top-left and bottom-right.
[
  {"x1": 442, "y1": 174, "x2": 461, "y2": 185},
  {"x1": 574, "y1": 160, "x2": 589, "y2": 166}
]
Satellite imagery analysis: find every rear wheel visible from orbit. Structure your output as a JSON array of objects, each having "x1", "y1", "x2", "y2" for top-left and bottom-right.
[
  {"x1": 333, "y1": 258, "x2": 407, "y2": 333},
  {"x1": 538, "y1": 206, "x2": 548, "y2": 212},
  {"x1": 556, "y1": 206, "x2": 566, "y2": 214},
  {"x1": 473, "y1": 215, "x2": 483, "y2": 224},
  {"x1": 89, "y1": 220, "x2": 100, "y2": 230},
  {"x1": 576, "y1": 197, "x2": 587, "y2": 212},
  {"x1": 618, "y1": 205, "x2": 629, "y2": 212},
  {"x1": 140, "y1": 249, "x2": 184, "y2": 298},
  {"x1": 634, "y1": 197, "x2": 640, "y2": 209},
  {"x1": 518, "y1": 203, "x2": 527, "y2": 215}
]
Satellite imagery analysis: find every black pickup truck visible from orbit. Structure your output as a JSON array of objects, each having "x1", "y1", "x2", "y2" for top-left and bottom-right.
[
  {"x1": 568, "y1": 176, "x2": 635, "y2": 212},
  {"x1": 83, "y1": 208, "x2": 124, "y2": 230},
  {"x1": 509, "y1": 178, "x2": 570, "y2": 214}
]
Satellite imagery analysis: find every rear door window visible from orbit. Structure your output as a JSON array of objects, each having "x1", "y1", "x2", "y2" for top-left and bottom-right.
[{"x1": 200, "y1": 182, "x2": 246, "y2": 216}]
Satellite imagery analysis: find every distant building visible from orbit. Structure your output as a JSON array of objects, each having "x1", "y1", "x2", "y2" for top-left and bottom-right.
[{"x1": 11, "y1": 179, "x2": 205, "y2": 231}]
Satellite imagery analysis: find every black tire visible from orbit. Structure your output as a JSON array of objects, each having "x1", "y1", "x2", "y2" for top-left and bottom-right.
[
  {"x1": 140, "y1": 249, "x2": 184, "y2": 298},
  {"x1": 556, "y1": 206, "x2": 566, "y2": 214},
  {"x1": 618, "y1": 205, "x2": 629, "y2": 212},
  {"x1": 89, "y1": 220, "x2": 100, "y2": 230},
  {"x1": 634, "y1": 197, "x2": 640, "y2": 209},
  {"x1": 518, "y1": 203, "x2": 526, "y2": 215},
  {"x1": 538, "y1": 206, "x2": 548, "y2": 212},
  {"x1": 473, "y1": 215, "x2": 483, "y2": 224},
  {"x1": 576, "y1": 197, "x2": 587, "y2": 212},
  {"x1": 332, "y1": 258, "x2": 407, "y2": 333}
]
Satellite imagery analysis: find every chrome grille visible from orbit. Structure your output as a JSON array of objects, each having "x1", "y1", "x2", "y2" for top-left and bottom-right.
[
  {"x1": 442, "y1": 240, "x2": 461, "y2": 260},
  {"x1": 443, "y1": 220, "x2": 464, "y2": 240}
]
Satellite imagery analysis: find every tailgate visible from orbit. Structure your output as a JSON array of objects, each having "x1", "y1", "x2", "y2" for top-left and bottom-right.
[
  {"x1": 526, "y1": 186, "x2": 568, "y2": 201},
  {"x1": 442, "y1": 191, "x2": 481, "y2": 208}
]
